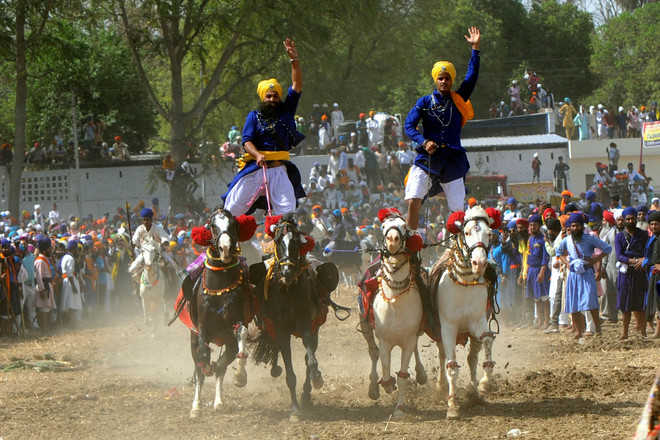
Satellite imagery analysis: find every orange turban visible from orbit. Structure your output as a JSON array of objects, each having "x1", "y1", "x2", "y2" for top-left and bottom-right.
[{"x1": 257, "y1": 78, "x2": 282, "y2": 101}]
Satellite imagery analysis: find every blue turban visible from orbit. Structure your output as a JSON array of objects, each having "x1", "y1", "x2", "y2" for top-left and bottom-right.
[
  {"x1": 566, "y1": 213, "x2": 585, "y2": 227},
  {"x1": 507, "y1": 197, "x2": 517, "y2": 205},
  {"x1": 622, "y1": 207, "x2": 637, "y2": 218},
  {"x1": 140, "y1": 208, "x2": 153, "y2": 218},
  {"x1": 565, "y1": 202, "x2": 579, "y2": 213},
  {"x1": 528, "y1": 214, "x2": 542, "y2": 224},
  {"x1": 332, "y1": 209, "x2": 341, "y2": 218},
  {"x1": 36, "y1": 235, "x2": 51, "y2": 251},
  {"x1": 506, "y1": 220, "x2": 517, "y2": 231},
  {"x1": 637, "y1": 205, "x2": 648, "y2": 213},
  {"x1": 0, "y1": 238, "x2": 10, "y2": 247},
  {"x1": 66, "y1": 240, "x2": 78, "y2": 251},
  {"x1": 589, "y1": 202, "x2": 603, "y2": 219},
  {"x1": 585, "y1": 190, "x2": 596, "y2": 201}
]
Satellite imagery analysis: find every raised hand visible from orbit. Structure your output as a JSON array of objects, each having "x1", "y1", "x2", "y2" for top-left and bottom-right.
[
  {"x1": 464, "y1": 26, "x2": 481, "y2": 50},
  {"x1": 283, "y1": 38, "x2": 298, "y2": 60}
]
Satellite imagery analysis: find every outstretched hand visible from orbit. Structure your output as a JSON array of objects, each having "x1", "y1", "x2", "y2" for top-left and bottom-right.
[
  {"x1": 283, "y1": 38, "x2": 298, "y2": 60},
  {"x1": 464, "y1": 26, "x2": 481, "y2": 50}
]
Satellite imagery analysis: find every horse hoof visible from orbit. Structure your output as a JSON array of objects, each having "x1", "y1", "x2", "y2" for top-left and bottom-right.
[
  {"x1": 190, "y1": 408, "x2": 201, "y2": 418},
  {"x1": 368, "y1": 383, "x2": 380, "y2": 400},
  {"x1": 312, "y1": 372, "x2": 324, "y2": 390},
  {"x1": 289, "y1": 411, "x2": 301, "y2": 423},
  {"x1": 234, "y1": 371, "x2": 247, "y2": 388},
  {"x1": 271, "y1": 365, "x2": 283, "y2": 378},
  {"x1": 416, "y1": 369, "x2": 428, "y2": 385},
  {"x1": 479, "y1": 378, "x2": 496, "y2": 395},
  {"x1": 446, "y1": 406, "x2": 460, "y2": 420},
  {"x1": 213, "y1": 403, "x2": 223, "y2": 412}
]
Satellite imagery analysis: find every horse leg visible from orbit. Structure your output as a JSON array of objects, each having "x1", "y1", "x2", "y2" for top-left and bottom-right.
[
  {"x1": 479, "y1": 333, "x2": 496, "y2": 395},
  {"x1": 466, "y1": 335, "x2": 483, "y2": 403},
  {"x1": 435, "y1": 340, "x2": 448, "y2": 397},
  {"x1": 359, "y1": 317, "x2": 380, "y2": 400},
  {"x1": 413, "y1": 344, "x2": 427, "y2": 385},
  {"x1": 301, "y1": 330, "x2": 322, "y2": 408},
  {"x1": 214, "y1": 338, "x2": 238, "y2": 411},
  {"x1": 190, "y1": 331, "x2": 205, "y2": 418},
  {"x1": 393, "y1": 336, "x2": 416, "y2": 417},
  {"x1": 278, "y1": 334, "x2": 300, "y2": 420},
  {"x1": 440, "y1": 324, "x2": 460, "y2": 419},
  {"x1": 270, "y1": 353, "x2": 282, "y2": 377},
  {"x1": 377, "y1": 339, "x2": 396, "y2": 394},
  {"x1": 233, "y1": 325, "x2": 248, "y2": 388}
]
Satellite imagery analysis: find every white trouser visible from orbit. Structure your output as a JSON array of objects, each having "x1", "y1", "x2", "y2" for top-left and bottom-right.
[
  {"x1": 224, "y1": 165, "x2": 296, "y2": 216},
  {"x1": 22, "y1": 283, "x2": 37, "y2": 327},
  {"x1": 129, "y1": 252, "x2": 144, "y2": 274},
  {"x1": 404, "y1": 165, "x2": 465, "y2": 212}
]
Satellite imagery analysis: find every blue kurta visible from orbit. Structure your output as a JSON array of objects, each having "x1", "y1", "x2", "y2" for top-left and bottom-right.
[
  {"x1": 615, "y1": 228, "x2": 648, "y2": 312},
  {"x1": 643, "y1": 234, "x2": 660, "y2": 319},
  {"x1": 405, "y1": 50, "x2": 480, "y2": 195},
  {"x1": 222, "y1": 87, "x2": 306, "y2": 214},
  {"x1": 526, "y1": 233, "x2": 550, "y2": 300},
  {"x1": 556, "y1": 233, "x2": 612, "y2": 313}
]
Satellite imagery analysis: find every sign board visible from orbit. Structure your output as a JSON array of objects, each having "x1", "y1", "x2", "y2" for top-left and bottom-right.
[
  {"x1": 508, "y1": 181, "x2": 555, "y2": 202},
  {"x1": 642, "y1": 121, "x2": 660, "y2": 148}
]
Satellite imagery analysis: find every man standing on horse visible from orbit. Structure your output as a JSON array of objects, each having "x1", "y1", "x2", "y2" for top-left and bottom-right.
[
  {"x1": 128, "y1": 208, "x2": 169, "y2": 280},
  {"x1": 403, "y1": 26, "x2": 481, "y2": 231},
  {"x1": 222, "y1": 39, "x2": 305, "y2": 216}
]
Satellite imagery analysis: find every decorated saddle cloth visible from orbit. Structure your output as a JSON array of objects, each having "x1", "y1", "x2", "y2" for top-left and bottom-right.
[{"x1": 174, "y1": 256, "x2": 254, "y2": 346}]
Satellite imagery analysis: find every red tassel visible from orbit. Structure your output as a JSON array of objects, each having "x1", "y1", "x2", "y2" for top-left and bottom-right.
[
  {"x1": 446, "y1": 211, "x2": 465, "y2": 234},
  {"x1": 235, "y1": 215, "x2": 257, "y2": 241},
  {"x1": 191, "y1": 226, "x2": 212, "y2": 246},
  {"x1": 300, "y1": 235, "x2": 315, "y2": 256}
]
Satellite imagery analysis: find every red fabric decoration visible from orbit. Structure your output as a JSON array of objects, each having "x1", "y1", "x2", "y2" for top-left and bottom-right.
[
  {"x1": 446, "y1": 211, "x2": 465, "y2": 234},
  {"x1": 264, "y1": 215, "x2": 282, "y2": 237},
  {"x1": 602, "y1": 210, "x2": 615, "y2": 226},
  {"x1": 405, "y1": 234, "x2": 424, "y2": 252},
  {"x1": 191, "y1": 226, "x2": 212, "y2": 246},
  {"x1": 300, "y1": 235, "x2": 315, "y2": 256},
  {"x1": 377, "y1": 207, "x2": 402, "y2": 223},
  {"x1": 542, "y1": 208, "x2": 557, "y2": 219},
  {"x1": 235, "y1": 215, "x2": 257, "y2": 242},
  {"x1": 485, "y1": 207, "x2": 501, "y2": 230}
]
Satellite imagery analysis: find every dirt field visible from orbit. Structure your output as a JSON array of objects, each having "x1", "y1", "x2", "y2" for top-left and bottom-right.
[{"x1": 1, "y1": 285, "x2": 658, "y2": 440}]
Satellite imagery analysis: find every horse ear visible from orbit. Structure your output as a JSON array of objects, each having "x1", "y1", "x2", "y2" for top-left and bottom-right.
[{"x1": 235, "y1": 215, "x2": 257, "y2": 241}]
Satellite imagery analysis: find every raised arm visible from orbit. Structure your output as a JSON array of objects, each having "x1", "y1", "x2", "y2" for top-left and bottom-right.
[
  {"x1": 456, "y1": 26, "x2": 481, "y2": 100},
  {"x1": 284, "y1": 38, "x2": 301, "y2": 93}
]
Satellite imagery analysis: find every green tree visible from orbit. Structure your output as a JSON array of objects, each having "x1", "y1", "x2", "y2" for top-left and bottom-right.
[{"x1": 589, "y1": 3, "x2": 660, "y2": 108}]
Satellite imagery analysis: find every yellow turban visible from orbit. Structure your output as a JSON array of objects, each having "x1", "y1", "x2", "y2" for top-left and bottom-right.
[
  {"x1": 431, "y1": 61, "x2": 456, "y2": 83},
  {"x1": 257, "y1": 78, "x2": 283, "y2": 101}
]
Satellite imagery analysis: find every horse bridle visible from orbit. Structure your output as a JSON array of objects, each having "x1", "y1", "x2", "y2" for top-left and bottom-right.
[
  {"x1": 207, "y1": 209, "x2": 241, "y2": 257},
  {"x1": 455, "y1": 216, "x2": 491, "y2": 265},
  {"x1": 380, "y1": 217, "x2": 409, "y2": 259},
  {"x1": 271, "y1": 220, "x2": 306, "y2": 280}
]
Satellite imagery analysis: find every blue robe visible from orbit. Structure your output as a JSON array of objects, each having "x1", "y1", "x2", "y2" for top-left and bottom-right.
[
  {"x1": 222, "y1": 87, "x2": 306, "y2": 214},
  {"x1": 556, "y1": 233, "x2": 612, "y2": 313},
  {"x1": 526, "y1": 233, "x2": 550, "y2": 300},
  {"x1": 404, "y1": 50, "x2": 480, "y2": 196},
  {"x1": 615, "y1": 228, "x2": 648, "y2": 312}
]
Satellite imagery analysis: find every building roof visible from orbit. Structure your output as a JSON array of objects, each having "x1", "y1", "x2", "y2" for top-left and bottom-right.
[{"x1": 463, "y1": 134, "x2": 568, "y2": 150}]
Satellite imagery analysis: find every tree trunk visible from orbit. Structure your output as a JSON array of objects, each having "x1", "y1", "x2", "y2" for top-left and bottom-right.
[
  {"x1": 9, "y1": 0, "x2": 27, "y2": 217},
  {"x1": 169, "y1": 53, "x2": 191, "y2": 213}
]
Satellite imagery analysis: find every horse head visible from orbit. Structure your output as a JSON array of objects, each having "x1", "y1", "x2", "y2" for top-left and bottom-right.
[
  {"x1": 461, "y1": 206, "x2": 492, "y2": 276},
  {"x1": 380, "y1": 211, "x2": 409, "y2": 262},
  {"x1": 271, "y1": 214, "x2": 303, "y2": 286},
  {"x1": 208, "y1": 209, "x2": 241, "y2": 264}
]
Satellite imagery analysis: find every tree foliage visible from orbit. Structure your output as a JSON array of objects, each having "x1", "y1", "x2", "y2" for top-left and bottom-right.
[{"x1": 589, "y1": 2, "x2": 660, "y2": 108}]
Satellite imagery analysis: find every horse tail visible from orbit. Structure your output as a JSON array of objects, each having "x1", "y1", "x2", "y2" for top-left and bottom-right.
[{"x1": 252, "y1": 331, "x2": 279, "y2": 366}]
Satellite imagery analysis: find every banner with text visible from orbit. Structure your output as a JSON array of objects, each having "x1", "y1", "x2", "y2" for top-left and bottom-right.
[{"x1": 643, "y1": 121, "x2": 660, "y2": 148}]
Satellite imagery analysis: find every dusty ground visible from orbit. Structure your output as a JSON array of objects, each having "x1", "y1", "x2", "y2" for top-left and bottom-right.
[{"x1": 1, "y1": 286, "x2": 658, "y2": 440}]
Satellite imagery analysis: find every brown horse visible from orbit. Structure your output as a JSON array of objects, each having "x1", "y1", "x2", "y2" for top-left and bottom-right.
[
  {"x1": 175, "y1": 209, "x2": 256, "y2": 418},
  {"x1": 250, "y1": 214, "x2": 339, "y2": 420}
]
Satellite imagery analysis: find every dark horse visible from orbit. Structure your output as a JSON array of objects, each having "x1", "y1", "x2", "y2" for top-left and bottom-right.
[
  {"x1": 173, "y1": 209, "x2": 256, "y2": 418},
  {"x1": 250, "y1": 214, "x2": 339, "y2": 420}
]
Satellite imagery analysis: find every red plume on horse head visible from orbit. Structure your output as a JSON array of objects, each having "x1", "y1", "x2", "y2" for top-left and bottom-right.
[
  {"x1": 485, "y1": 207, "x2": 501, "y2": 230},
  {"x1": 405, "y1": 233, "x2": 424, "y2": 252},
  {"x1": 300, "y1": 235, "x2": 315, "y2": 256},
  {"x1": 191, "y1": 226, "x2": 212, "y2": 246},
  {"x1": 377, "y1": 208, "x2": 402, "y2": 223},
  {"x1": 235, "y1": 215, "x2": 257, "y2": 241},
  {"x1": 264, "y1": 215, "x2": 282, "y2": 237},
  {"x1": 446, "y1": 211, "x2": 465, "y2": 234}
]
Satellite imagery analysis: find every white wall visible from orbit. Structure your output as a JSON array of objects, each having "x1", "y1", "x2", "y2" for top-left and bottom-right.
[
  {"x1": 466, "y1": 147, "x2": 567, "y2": 183},
  {"x1": 567, "y1": 137, "x2": 659, "y2": 193}
]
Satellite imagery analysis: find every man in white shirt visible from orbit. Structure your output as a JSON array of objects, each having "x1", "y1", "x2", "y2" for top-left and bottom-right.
[
  {"x1": 366, "y1": 111, "x2": 379, "y2": 146},
  {"x1": 331, "y1": 102, "x2": 344, "y2": 136},
  {"x1": 48, "y1": 203, "x2": 60, "y2": 228},
  {"x1": 128, "y1": 208, "x2": 169, "y2": 279}
]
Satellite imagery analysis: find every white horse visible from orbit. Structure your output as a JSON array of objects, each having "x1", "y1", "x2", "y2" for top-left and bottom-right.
[
  {"x1": 434, "y1": 205, "x2": 496, "y2": 419},
  {"x1": 360, "y1": 211, "x2": 427, "y2": 417},
  {"x1": 138, "y1": 241, "x2": 166, "y2": 334}
]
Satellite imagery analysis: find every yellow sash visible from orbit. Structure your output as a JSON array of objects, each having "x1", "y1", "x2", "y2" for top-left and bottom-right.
[
  {"x1": 236, "y1": 150, "x2": 291, "y2": 171},
  {"x1": 450, "y1": 91, "x2": 474, "y2": 127}
]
